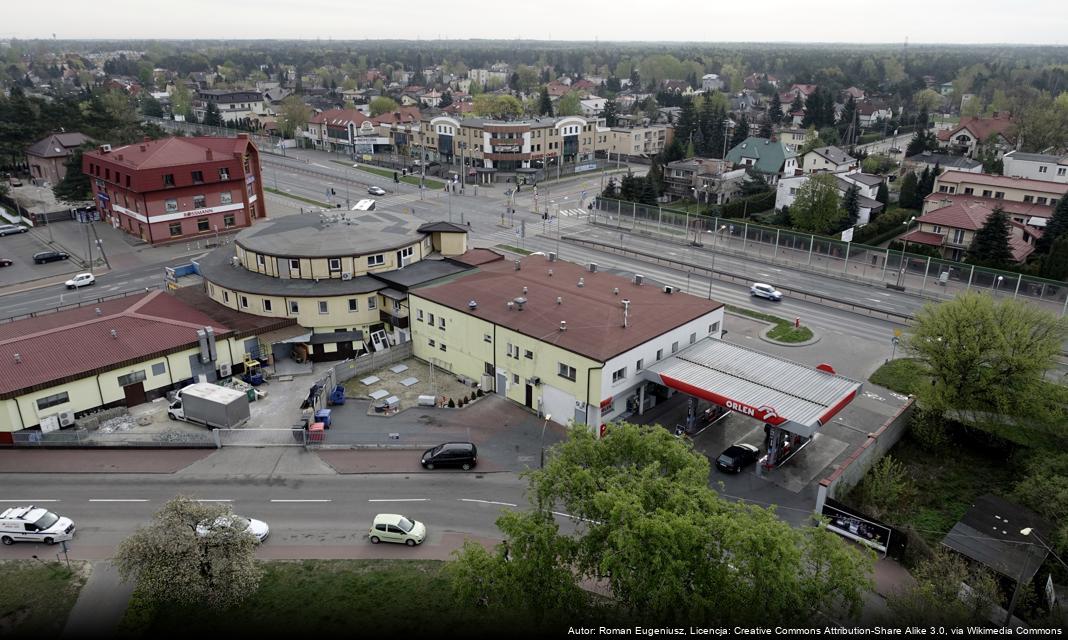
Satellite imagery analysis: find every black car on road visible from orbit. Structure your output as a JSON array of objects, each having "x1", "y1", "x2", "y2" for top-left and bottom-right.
[
  {"x1": 421, "y1": 442, "x2": 478, "y2": 470},
  {"x1": 33, "y1": 251, "x2": 70, "y2": 264},
  {"x1": 715, "y1": 443, "x2": 760, "y2": 473}
]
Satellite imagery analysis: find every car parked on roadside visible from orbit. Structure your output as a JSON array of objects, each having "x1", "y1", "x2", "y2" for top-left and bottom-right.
[
  {"x1": 0, "y1": 224, "x2": 27, "y2": 236},
  {"x1": 196, "y1": 514, "x2": 270, "y2": 543},
  {"x1": 421, "y1": 442, "x2": 477, "y2": 470},
  {"x1": 750, "y1": 282, "x2": 783, "y2": 301},
  {"x1": 7, "y1": 177, "x2": 22, "y2": 187},
  {"x1": 65, "y1": 273, "x2": 95, "y2": 289},
  {"x1": 369, "y1": 513, "x2": 426, "y2": 546},
  {"x1": 33, "y1": 251, "x2": 69, "y2": 264},
  {"x1": 715, "y1": 443, "x2": 761, "y2": 473},
  {"x1": 0, "y1": 258, "x2": 12, "y2": 267},
  {"x1": 367, "y1": 186, "x2": 386, "y2": 196}
]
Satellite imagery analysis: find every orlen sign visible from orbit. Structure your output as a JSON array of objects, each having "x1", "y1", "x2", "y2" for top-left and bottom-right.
[
  {"x1": 658, "y1": 374, "x2": 786, "y2": 425},
  {"x1": 723, "y1": 399, "x2": 781, "y2": 423}
]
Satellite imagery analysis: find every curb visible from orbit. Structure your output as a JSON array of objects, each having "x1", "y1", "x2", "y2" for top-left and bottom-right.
[{"x1": 726, "y1": 311, "x2": 822, "y2": 347}]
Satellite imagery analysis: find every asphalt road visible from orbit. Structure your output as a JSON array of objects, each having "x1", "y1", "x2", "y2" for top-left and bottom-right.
[{"x1": 0, "y1": 472, "x2": 567, "y2": 559}]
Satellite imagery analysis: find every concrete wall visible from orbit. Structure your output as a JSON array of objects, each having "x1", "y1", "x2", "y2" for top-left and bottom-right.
[
  {"x1": 206, "y1": 282, "x2": 384, "y2": 333},
  {"x1": 815, "y1": 397, "x2": 916, "y2": 514},
  {"x1": 236, "y1": 237, "x2": 431, "y2": 279}
]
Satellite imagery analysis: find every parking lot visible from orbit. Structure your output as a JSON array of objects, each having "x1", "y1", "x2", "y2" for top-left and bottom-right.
[{"x1": 0, "y1": 225, "x2": 83, "y2": 288}]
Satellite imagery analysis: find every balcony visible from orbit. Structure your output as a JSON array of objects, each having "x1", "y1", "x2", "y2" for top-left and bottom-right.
[{"x1": 380, "y1": 309, "x2": 409, "y2": 329}]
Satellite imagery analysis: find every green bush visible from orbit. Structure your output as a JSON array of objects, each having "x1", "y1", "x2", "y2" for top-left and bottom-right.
[
  {"x1": 909, "y1": 408, "x2": 950, "y2": 452},
  {"x1": 719, "y1": 191, "x2": 776, "y2": 218},
  {"x1": 853, "y1": 455, "x2": 915, "y2": 519},
  {"x1": 447, "y1": 398, "x2": 455, "y2": 408},
  {"x1": 853, "y1": 206, "x2": 917, "y2": 245}
]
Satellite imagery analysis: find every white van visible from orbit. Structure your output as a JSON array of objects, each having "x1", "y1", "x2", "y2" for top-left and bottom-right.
[
  {"x1": 0, "y1": 505, "x2": 76, "y2": 545},
  {"x1": 351, "y1": 199, "x2": 376, "y2": 211}
]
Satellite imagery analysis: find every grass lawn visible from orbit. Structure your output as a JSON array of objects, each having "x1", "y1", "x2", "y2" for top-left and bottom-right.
[
  {"x1": 0, "y1": 560, "x2": 88, "y2": 635},
  {"x1": 334, "y1": 161, "x2": 446, "y2": 190},
  {"x1": 869, "y1": 358, "x2": 927, "y2": 396},
  {"x1": 119, "y1": 560, "x2": 563, "y2": 636},
  {"x1": 495, "y1": 244, "x2": 534, "y2": 255},
  {"x1": 264, "y1": 186, "x2": 333, "y2": 209},
  {"x1": 726, "y1": 305, "x2": 814, "y2": 344}
]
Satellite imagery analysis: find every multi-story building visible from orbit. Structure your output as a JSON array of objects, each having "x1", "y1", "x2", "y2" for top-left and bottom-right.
[
  {"x1": 904, "y1": 151, "x2": 982, "y2": 175},
  {"x1": 197, "y1": 210, "x2": 473, "y2": 360},
  {"x1": 936, "y1": 113, "x2": 1017, "y2": 159},
  {"x1": 724, "y1": 137, "x2": 799, "y2": 184},
  {"x1": 25, "y1": 132, "x2": 91, "y2": 187},
  {"x1": 701, "y1": 74, "x2": 724, "y2": 91},
  {"x1": 606, "y1": 125, "x2": 672, "y2": 158},
  {"x1": 408, "y1": 253, "x2": 725, "y2": 428},
  {"x1": 1002, "y1": 151, "x2": 1068, "y2": 183},
  {"x1": 904, "y1": 198, "x2": 1044, "y2": 263},
  {"x1": 930, "y1": 171, "x2": 1066, "y2": 209},
  {"x1": 664, "y1": 157, "x2": 746, "y2": 204},
  {"x1": 83, "y1": 135, "x2": 265, "y2": 245},
  {"x1": 776, "y1": 172, "x2": 885, "y2": 225},
  {"x1": 304, "y1": 107, "x2": 422, "y2": 155},
  {"x1": 778, "y1": 127, "x2": 809, "y2": 152},
  {"x1": 194, "y1": 90, "x2": 266, "y2": 123}
]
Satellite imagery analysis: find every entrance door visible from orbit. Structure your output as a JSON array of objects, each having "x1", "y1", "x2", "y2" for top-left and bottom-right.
[
  {"x1": 123, "y1": 382, "x2": 147, "y2": 407},
  {"x1": 496, "y1": 372, "x2": 507, "y2": 396},
  {"x1": 337, "y1": 341, "x2": 355, "y2": 359},
  {"x1": 525, "y1": 384, "x2": 533, "y2": 408}
]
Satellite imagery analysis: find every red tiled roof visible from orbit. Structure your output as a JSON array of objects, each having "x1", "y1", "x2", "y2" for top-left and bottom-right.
[
  {"x1": 938, "y1": 114, "x2": 1017, "y2": 144},
  {"x1": 413, "y1": 257, "x2": 722, "y2": 363},
  {"x1": 919, "y1": 200, "x2": 998, "y2": 231},
  {"x1": 309, "y1": 108, "x2": 370, "y2": 126},
  {"x1": 901, "y1": 230, "x2": 945, "y2": 246},
  {"x1": 452, "y1": 248, "x2": 504, "y2": 266},
  {"x1": 372, "y1": 106, "x2": 421, "y2": 125},
  {"x1": 935, "y1": 170, "x2": 1068, "y2": 195},
  {"x1": 923, "y1": 193, "x2": 1055, "y2": 219},
  {"x1": 84, "y1": 136, "x2": 251, "y2": 170},
  {"x1": 1009, "y1": 236, "x2": 1035, "y2": 262},
  {"x1": 0, "y1": 291, "x2": 230, "y2": 398}
]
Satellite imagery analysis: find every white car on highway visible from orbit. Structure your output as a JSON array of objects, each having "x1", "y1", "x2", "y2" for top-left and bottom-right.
[
  {"x1": 750, "y1": 282, "x2": 783, "y2": 301},
  {"x1": 65, "y1": 273, "x2": 95, "y2": 289},
  {"x1": 196, "y1": 514, "x2": 270, "y2": 543}
]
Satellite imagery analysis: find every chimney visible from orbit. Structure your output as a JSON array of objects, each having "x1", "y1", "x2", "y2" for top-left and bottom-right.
[
  {"x1": 139, "y1": 145, "x2": 146, "y2": 152},
  {"x1": 622, "y1": 299, "x2": 630, "y2": 328},
  {"x1": 514, "y1": 259, "x2": 521, "y2": 271},
  {"x1": 143, "y1": 136, "x2": 151, "y2": 143},
  {"x1": 633, "y1": 274, "x2": 644, "y2": 285},
  {"x1": 206, "y1": 149, "x2": 213, "y2": 161},
  {"x1": 468, "y1": 300, "x2": 478, "y2": 310},
  {"x1": 116, "y1": 153, "x2": 123, "y2": 161},
  {"x1": 559, "y1": 321, "x2": 567, "y2": 332}
]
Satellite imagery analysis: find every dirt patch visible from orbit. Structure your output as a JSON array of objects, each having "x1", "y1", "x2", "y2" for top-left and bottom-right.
[{"x1": 342, "y1": 358, "x2": 481, "y2": 416}]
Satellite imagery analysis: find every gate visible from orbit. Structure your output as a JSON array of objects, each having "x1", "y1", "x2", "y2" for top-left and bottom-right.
[{"x1": 215, "y1": 428, "x2": 307, "y2": 447}]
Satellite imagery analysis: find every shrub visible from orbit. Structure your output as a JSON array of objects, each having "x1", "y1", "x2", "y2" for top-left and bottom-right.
[
  {"x1": 476, "y1": 388, "x2": 484, "y2": 397},
  {"x1": 854, "y1": 455, "x2": 915, "y2": 519},
  {"x1": 447, "y1": 398, "x2": 455, "y2": 408},
  {"x1": 469, "y1": 392, "x2": 477, "y2": 403},
  {"x1": 909, "y1": 408, "x2": 950, "y2": 451}
]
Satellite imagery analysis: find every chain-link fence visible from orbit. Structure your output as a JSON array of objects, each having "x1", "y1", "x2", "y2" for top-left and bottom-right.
[
  {"x1": 12, "y1": 429, "x2": 215, "y2": 448},
  {"x1": 589, "y1": 197, "x2": 1068, "y2": 316}
]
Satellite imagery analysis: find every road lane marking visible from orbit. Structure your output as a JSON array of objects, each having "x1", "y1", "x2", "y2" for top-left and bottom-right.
[
  {"x1": 459, "y1": 499, "x2": 517, "y2": 507},
  {"x1": 866, "y1": 298, "x2": 884, "y2": 303},
  {"x1": 270, "y1": 499, "x2": 331, "y2": 503},
  {"x1": 552, "y1": 510, "x2": 602, "y2": 525},
  {"x1": 368, "y1": 498, "x2": 429, "y2": 503},
  {"x1": 89, "y1": 499, "x2": 148, "y2": 502}
]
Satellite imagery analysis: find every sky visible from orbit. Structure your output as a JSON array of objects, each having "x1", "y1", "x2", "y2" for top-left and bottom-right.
[{"x1": 5, "y1": 0, "x2": 1068, "y2": 45}]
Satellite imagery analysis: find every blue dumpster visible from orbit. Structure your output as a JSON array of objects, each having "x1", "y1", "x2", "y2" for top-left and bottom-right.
[
  {"x1": 314, "y1": 408, "x2": 332, "y2": 429},
  {"x1": 328, "y1": 385, "x2": 346, "y2": 406}
]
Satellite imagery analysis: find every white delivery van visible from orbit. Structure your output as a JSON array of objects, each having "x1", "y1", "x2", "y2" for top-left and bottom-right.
[{"x1": 0, "y1": 505, "x2": 76, "y2": 545}]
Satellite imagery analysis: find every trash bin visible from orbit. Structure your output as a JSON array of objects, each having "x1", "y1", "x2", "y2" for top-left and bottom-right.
[
  {"x1": 328, "y1": 385, "x2": 346, "y2": 406},
  {"x1": 314, "y1": 408, "x2": 332, "y2": 429},
  {"x1": 246, "y1": 388, "x2": 256, "y2": 402},
  {"x1": 308, "y1": 422, "x2": 325, "y2": 442}
]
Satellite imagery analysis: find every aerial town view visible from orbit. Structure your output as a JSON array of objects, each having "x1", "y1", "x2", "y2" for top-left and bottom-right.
[{"x1": 0, "y1": 1, "x2": 1066, "y2": 636}]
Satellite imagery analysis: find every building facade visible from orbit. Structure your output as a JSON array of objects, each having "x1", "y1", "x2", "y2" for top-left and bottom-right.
[
  {"x1": 724, "y1": 137, "x2": 798, "y2": 184},
  {"x1": 606, "y1": 125, "x2": 672, "y2": 158},
  {"x1": 801, "y1": 146, "x2": 857, "y2": 174},
  {"x1": 194, "y1": 90, "x2": 267, "y2": 123},
  {"x1": 664, "y1": 157, "x2": 746, "y2": 204},
  {"x1": 25, "y1": 132, "x2": 90, "y2": 187},
  {"x1": 83, "y1": 135, "x2": 265, "y2": 245},
  {"x1": 930, "y1": 171, "x2": 1066, "y2": 209},
  {"x1": 1002, "y1": 151, "x2": 1068, "y2": 184}
]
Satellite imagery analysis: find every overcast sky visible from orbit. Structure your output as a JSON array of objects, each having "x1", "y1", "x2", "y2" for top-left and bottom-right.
[{"x1": 6, "y1": 0, "x2": 1068, "y2": 44}]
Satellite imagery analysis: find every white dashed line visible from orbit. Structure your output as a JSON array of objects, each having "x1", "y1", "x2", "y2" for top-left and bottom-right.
[
  {"x1": 459, "y1": 499, "x2": 517, "y2": 507},
  {"x1": 552, "y1": 511, "x2": 602, "y2": 524}
]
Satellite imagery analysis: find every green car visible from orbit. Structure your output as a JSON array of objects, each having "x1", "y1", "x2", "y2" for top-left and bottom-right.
[{"x1": 369, "y1": 513, "x2": 426, "y2": 546}]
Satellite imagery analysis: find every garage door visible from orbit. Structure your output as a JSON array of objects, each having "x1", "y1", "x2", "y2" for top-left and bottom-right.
[{"x1": 540, "y1": 384, "x2": 575, "y2": 427}]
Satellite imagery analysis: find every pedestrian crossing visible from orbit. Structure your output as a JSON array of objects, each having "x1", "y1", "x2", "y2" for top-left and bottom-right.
[{"x1": 558, "y1": 208, "x2": 588, "y2": 218}]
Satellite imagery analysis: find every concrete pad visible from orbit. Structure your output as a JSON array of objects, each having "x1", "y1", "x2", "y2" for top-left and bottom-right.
[
  {"x1": 176, "y1": 447, "x2": 292, "y2": 477},
  {"x1": 360, "y1": 376, "x2": 381, "y2": 385},
  {"x1": 268, "y1": 448, "x2": 338, "y2": 475},
  {"x1": 369, "y1": 389, "x2": 390, "y2": 400},
  {"x1": 62, "y1": 561, "x2": 135, "y2": 639},
  {"x1": 764, "y1": 433, "x2": 849, "y2": 494},
  {"x1": 0, "y1": 449, "x2": 212, "y2": 474},
  {"x1": 399, "y1": 377, "x2": 419, "y2": 387},
  {"x1": 389, "y1": 364, "x2": 409, "y2": 374}
]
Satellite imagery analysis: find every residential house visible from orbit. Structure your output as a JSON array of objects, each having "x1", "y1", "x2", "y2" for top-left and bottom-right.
[
  {"x1": 665, "y1": 157, "x2": 740, "y2": 203},
  {"x1": 194, "y1": 90, "x2": 266, "y2": 124},
  {"x1": 25, "y1": 132, "x2": 91, "y2": 187},
  {"x1": 572, "y1": 79, "x2": 597, "y2": 93},
  {"x1": 420, "y1": 90, "x2": 444, "y2": 108},
  {"x1": 580, "y1": 96, "x2": 607, "y2": 117},
  {"x1": 842, "y1": 87, "x2": 866, "y2": 101},
  {"x1": 802, "y1": 146, "x2": 857, "y2": 174},
  {"x1": 938, "y1": 82, "x2": 955, "y2": 96},
  {"x1": 724, "y1": 137, "x2": 799, "y2": 184},
  {"x1": 743, "y1": 73, "x2": 778, "y2": 91},
  {"x1": 904, "y1": 151, "x2": 983, "y2": 174},
  {"x1": 904, "y1": 198, "x2": 1045, "y2": 262},
  {"x1": 775, "y1": 171, "x2": 885, "y2": 225},
  {"x1": 702, "y1": 74, "x2": 724, "y2": 91},
  {"x1": 304, "y1": 107, "x2": 422, "y2": 154},
  {"x1": 930, "y1": 171, "x2": 1066, "y2": 209},
  {"x1": 936, "y1": 113, "x2": 1017, "y2": 159},
  {"x1": 857, "y1": 101, "x2": 893, "y2": 128},
  {"x1": 661, "y1": 80, "x2": 690, "y2": 95},
  {"x1": 545, "y1": 81, "x2": 571, "y2": 98},
  {"x1": 1002, "y1": 151, "x2": 1068, "y2": 184},
  {"x1": 778, "y1": 127, "x2": 809, "y2": 153},
  {"x1": 607, "y1": 126, "x2": 672, "y2": 158}
]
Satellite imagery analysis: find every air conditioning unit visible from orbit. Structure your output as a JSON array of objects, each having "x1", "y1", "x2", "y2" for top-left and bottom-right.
[
  {"x1": 219, "y1": 363, "x2": 232, "y2": 377},
  {"x1": 663, "y1": 285, "x2": 674, "y2": 294},
  {"x1": 57, "y1": 411, "x2": 75, "y2": 428},
  {"x1": 341, "y1": 272, "x2": 353, "y2": 281}
]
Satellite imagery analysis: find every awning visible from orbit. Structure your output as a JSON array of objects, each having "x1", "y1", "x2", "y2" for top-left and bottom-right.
[
  {"x1": 277, "y1": 331, "x2": 312, "y2": 344},
  {"x1": 643, "y1": 338, "x2": 862, "y2": 438},
  {"x1": 308, "y1": 330, "x2": 364, "y2": 345},
  {"x1": 380, "y1": 288, "x2": 407, "y2": 301}
]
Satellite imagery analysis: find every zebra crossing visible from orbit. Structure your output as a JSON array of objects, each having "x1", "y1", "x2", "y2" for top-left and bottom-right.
[{"x1": 558, "y1": 208, "x2": 588, "y2": 218}]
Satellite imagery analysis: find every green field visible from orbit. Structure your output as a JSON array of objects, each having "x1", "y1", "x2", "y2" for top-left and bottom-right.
[
  {"x1": 494, "y1": 244, "x2": 534, "y2": 255},
  {"x1": 726, "y1": 305, "x2": 814, "y2": 344},
  {"x1": 0, "y1": 560, "x2": 88, "y2": 635},
  {"x1": 264, "y1": 186, "x2": 334, "y2": 209}
]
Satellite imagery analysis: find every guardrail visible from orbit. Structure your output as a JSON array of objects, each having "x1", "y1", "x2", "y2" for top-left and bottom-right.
[{"x1": 0, "y1": 285, "x2": 164, "y2": 325}]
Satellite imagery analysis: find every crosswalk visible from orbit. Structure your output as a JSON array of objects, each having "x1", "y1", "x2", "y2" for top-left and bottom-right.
[{"x1": 558, "y1": 208, "x2": 588, "y2": 218}]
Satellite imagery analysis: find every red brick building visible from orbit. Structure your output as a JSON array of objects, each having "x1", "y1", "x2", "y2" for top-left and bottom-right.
[{"x1": 83, "y1": 135, "x2": 265, "y2": 245}]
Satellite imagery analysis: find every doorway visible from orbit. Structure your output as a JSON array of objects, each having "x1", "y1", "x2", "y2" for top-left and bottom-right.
[
  {"x1": 525, "y1": 384, "x2": 534, "y2": 408},
  {"x1": 123, "y1": 382, "x2": 147, "y2": 407}
]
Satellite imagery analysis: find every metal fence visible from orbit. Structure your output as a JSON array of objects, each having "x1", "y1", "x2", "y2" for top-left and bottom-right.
[
  {"x1": 330, "y1": 342, "x2": 413, "y2": 384},
  {"x1": 12, "y1": 429, "x2": 215, "y2": 448},
  {"x1": 590, "y1": 197, "x2": 1068, "y2": 316}
]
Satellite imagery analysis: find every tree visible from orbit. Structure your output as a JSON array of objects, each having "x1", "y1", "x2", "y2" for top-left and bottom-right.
[
  {"x1": 898, "y1": 171, "x2": 919, "y2": 209},
  {"x1": 472, "y1": 95, "x2": 523, "y2": 119},
  {"x1": 912, "y1": 88, "x2": 943, "y2": 114},
  {"x1": 438, "y1": 91, "x2": 453, "y2": 109},
  {"x1": 369, "y1": 96, "x2": 399, "y2": 117},
  {"x1": 1012, "y1": 451, "x2": 1068, "y2": 556},
  {"x1": 967, "y1": 206, "x2": 1013, "y2": 269},
  {"x1": 885, "y1": 551, "x2": 1000, "y2": 627},
  {"x1": 601, "y1": 177, "x2": 618, "y2": 199},
  {"x1": 876, "y1": 182, "x2": 889, "y2": 207},
  {"x1": 202, "y1": 102, "x2": 223, "y2": 127},
  {"x1": 675, "y1": 98, "x2": 697, "y2": 150},
  {"x1": 731, "y1": 113, "x2": 750, "y2": 149},
  {"x1": 842, "y1": 184, "x2": 861, "y2": 226},
  {"x1": 759, "y1": 118, "x2": 773, "y2": 139},
  {"x1": 917, "y1": 164, "x2": 937, "y2": 202},
  {"x1": 114, "y1": 496, "x2": 262, "y2": 609},
  {"x1": 52, "y1": 142, "x2": 95, "y2": 203},
  {"x1": 790, "y1": 173, "x2": 843, "y2": 233},
  {"x1": 537, "y1": 86, "x2": 553, "y2": 116},
  {"x1": 905, "y1": 129, "x2": 937, "y2": 157},
  {"x1": 448, "y1": 422, "x2": 873, "y2": 625},
  {"x1": 277, "y1": 95, "x2": 311, "y2": 139},
  {"x1": 663, "y1": 137, "x2": 684, "y2": 163},
  {"x1": 768, "y1": 92, "x2": 783, "y2": 124},
  {"x1": 602, "y1": 99, "x2": 618, "y2": 127},
  {"x1": 1036, "y1": 195, "x2": 1068, "y2": 254},
  {"x1": 789, "y1": 93, "x2": 804, "y2": 120},
  {"x1": 906, "y1": 293, "x2": 1068, "y2": 435},
  {"x1": 141, "y1": 94, "x2": 164, "y2": 118},
  {"x1": 838, "y1": 95, "x2": 857, "y2": 144},
  {"x1": 639, "y1": 174, "x2": 658, "y2": 206},
  {"x1": 555, "y1": 91, "x2": 582, "y2": 117}
]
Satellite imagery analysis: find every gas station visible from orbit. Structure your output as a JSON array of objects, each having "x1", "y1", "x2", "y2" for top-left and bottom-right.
[{"x1": 641, "y1": 339, "x2": 863, "y2": 470}]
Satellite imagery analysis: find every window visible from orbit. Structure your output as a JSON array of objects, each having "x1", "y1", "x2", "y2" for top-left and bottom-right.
[
  {"x1": 417, "y1": 310, "x2": 424, "y2": 321},
  {"x1": 289, "y1": 300, "x2": 299, "y2": 314},
  {"x1": 1037, "y1": 197, "x2": 1048, "y2": 205},
  {"x1": 506, "y1": 343, "x2": 515, "y2": 357},
  {"x1": 513, "y1": 373, "x2": 519, "y2": 384},
  {"x1": 428, "y1": 338, "x2": 435, "y2": 347},
  {"x1": 672, "y1": 341, "x2": 679, "y2": 354},
  {"x1": 485, "y1": 362, "x2": 495, "y2": 376},
  {"x1": 428, "y1": 313, "x2": 435, "y2": 325},
  {"x1": 348, "y1": 298, "x2": 358, "y2": 312},
  {"x1": 951, "y1": 229, "x2": 966, "y2": 244},
  {"x1": 193, "y1": 195, "x2": 206, "y2": 209},
  {"x1": 151, "y1": 362, "x2": 166, "y2": 376},
  {"x1": 36, "y1": 392, "x2": 69, "y2": 410},
  {"x1": 219, "y1": 168, "x2": 230, "y2": 180},
  {"x1": 223, "y1": 291, "x2": 230, "y2": 303},
  {"x1": 367, "y1": 254, "x2": 385, "y2": 267},
  {"x1": 169, "y1": 222, "x2": 182, "y2": 237},
  {"x1": 524, "y1": 350, "x2": 533, "y2": 359},
  {"x1": 289, "y1": 259, "x2": 300, "y2": 271},
  {"x1": 165, "y1": 199, "x2": 178, "y2": 213},
  {"x1": 938, "y1": 185, "x2": 948, "y2": 193},
  {"x1": 1024, "y1": 195, "x2": 1034, "y2": 203},
  {"x1": 1058, "y1": 168, "x2": 1066, "y2": 177},
  {"x1": 690, "y1": 332, "x2": 697, "y2": 345},
  {"x1": 163, "y1": 173, "x2": 175, "y2": 187},
  {"x1": 329, "y1": 258, "x2": 341, "y2": 271},
  {"x1": 224, "y1": 214, "x2": 235, "y2": 228},
  {"x1": 656, "y1": 348, "x2": 663, "y2": 361},
  {"x1": 612, "y1": 367, "x2": 626, "y2": 383},
  {"x1": 240, "y1": 295, "x2": 249, "y2": 308},
  {"x1": 964, "y1": 187, "x2": 974, "y2": 195},
  {"x1": 220, "y1": 191, "x2": 232, "y2": 205},
  {"x1": 191, "y1": 170, "x2": 204, "y2": 184},
  {"x1": 1039, "y1": 166, "x2": 1048, "y2": 173},
  {"x1": 440, "y1": 343, "x2": 447, "y2": 352},
  {"x1": 982, "y1": 190, "x2": 992, "y2": 198},
  {"x1": 709, "y1": 321, "x2": 720, "y2": 335},
  {"x1": 932, "y1": 225, "x2": 943, "y2": 234},
  {"x1": 197, "y1": 218, "x2": 210, "y2": 232},
  {"x1": 318, "y1": 301, "x2": 329, "y2": 314},
  {"x1": 256, "y1": 254, "x2": 265, "y2": 268},
  {"x1": 117, "y1": 370, "x2": 147, "y2": 387},
  {"x1": 438, "y1": 317, "x2": 445, "y2": 330},
  {"x1": 994, "y1": 191, "x2": 1004, "y2": 199},
  {"x1": 263, "y1": 299, "x2": 273, "y2": 312},
  {"x1": 484, "y1": 334, "x2": 492, "y2": 343},
  {"x1": 558, "y1": 363, "x2": 576, "y2": 381}
]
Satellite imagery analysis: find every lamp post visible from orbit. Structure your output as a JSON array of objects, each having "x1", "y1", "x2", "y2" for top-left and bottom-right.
[
  {"x1": 539, "y1": 414, "x2": 552, "y2": 468},
  {"x1": 993, "y1": 275, "x2": 1004, "y2": 293},
  {"x1": 896, "y1": 216, "x2": 917, "y2": 288}
]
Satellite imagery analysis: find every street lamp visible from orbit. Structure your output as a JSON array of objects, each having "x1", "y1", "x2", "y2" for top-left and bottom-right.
[
  {"x1": 896, "y1": 216, "x2": 917, "y2": 288},
  {"x1": 993, "y1": 275, "x2": 1004, "y2": 293},
  {"x1": 1004, "y1": 527, "x2": 1066, "y2": 627},
  {"x1": 539, "y1": 414, "x2": 552, "y2": 468}
]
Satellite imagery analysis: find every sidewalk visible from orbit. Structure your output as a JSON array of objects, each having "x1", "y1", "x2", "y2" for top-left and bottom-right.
[{"x1": 62, "y1": 561, "x2": 135, "y2": 639}]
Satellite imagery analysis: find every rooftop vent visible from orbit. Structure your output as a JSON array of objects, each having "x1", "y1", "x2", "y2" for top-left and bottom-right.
[
  {"x1": 613, "y1": 287, "x2": 619, "y2": 296},
  {"x1": 99, "y1": 144, "x2": 112, "y2": 153},
  {"x1": 468, "y1": 300, "x2": 478, "y2": 310},
  {"x1": 513, "y1": 296, "x2": 527, "y2": 310},
  {"x1": 95, "y1": 307, "x2": 102, "y2": 315},
  {"x1": 139, "y1": 145, "x2": 146, "y2": 152},
  {"x1": 13, "y1": 353, "x2": 20, "y2": 364},
  {"x1": 622, "y1": 299, "x2": 631, "y2": 328},
  {"x1": 548, "y1": 269, "x2": 553, "y2": 277},
  {"x1": 110, "y1": 329, "x2": 118, "y2": 338},
  {"x1": 507, "y1": 301, "x2": 515, "y2": 311},
  {"x1": 588, "y1": 263, "x2": 598, "y2": 273},
  {"x1": 633, "y1": 274, "x2": 644, "y2": 285},
  {"x1": 663, "y1": 285, "x2": 674, "y2": 294},
  {"x1": 577, "y1": 277, "x2": 584, "y2": 288},
  {"x1": 548, "y1": 252, "x2": 557, "y2": 262},
  {"x1": 559, "y1": 321, "x2": 567, "y2": 332},
  {"x1": 556, "y1": 296, "x2": 563, "y2": 305},
  {"x1": 514, "y1": 259, "x2": 521, "y2": 271},
  {"x1": 522, "y1": 286, "x2": 528, "y2": 295}
]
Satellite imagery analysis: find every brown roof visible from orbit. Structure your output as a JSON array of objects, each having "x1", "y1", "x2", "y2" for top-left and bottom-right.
[
  {"x1": 452, "y1": 248, "x2": 504, "y2": 266},
  {"x1": 84, "y1": 136, "x2": 252, "y2": 170},
  {"x1": 901, "y1": 230, "x2": 945, "y2": 246},
  {"x1": 937, "y1": 114, "x2": 1017, "y2": 143},
  {"x1": 919, "y1": 200, "x2": 1000, "y2": 231},
  {"x1": 923, "y1": 193, "x2": 1054, "y2": 219},
  {"x1": 310, "y1": 108, "x2": 369, "y2": 126},
  {"x1": 25, "y1": 132, "x2": 91, "y2": 158},
  {"x1": 935, "y1": 170, "x2": 1068, "y2": 195},
  {"x1": 413, "y1": 258, "x2": 723, "y2": 362}
]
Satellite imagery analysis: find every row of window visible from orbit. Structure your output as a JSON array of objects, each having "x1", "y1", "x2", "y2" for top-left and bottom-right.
[
  {"x1": 169, "y1": 214, "x2": 235, "y2": 237},
  {"x1": 415, "y1": 309, "x2": 446, "y2": 330},
  {"x1": 558, "y1": 323, "x2": 720, "y2": 385},
  {"x1": 164, "y1": 191, "x2": 233, "y2": 213},
  {"x1": 36, "y1": 363, "x2": 168, "y2": 411},
  {"x1": 162, "y1": 168, "x2": 231, "y2": 188},
  {"x1": 427, "y1": 338, "x2": 447, "y2": 353},
  {"x1": 222, "y1": 288, "x2": 379, "y2": 315},
  {"x1": 1036, "y1": 165, "x2": 1067, "y2": 176}
]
